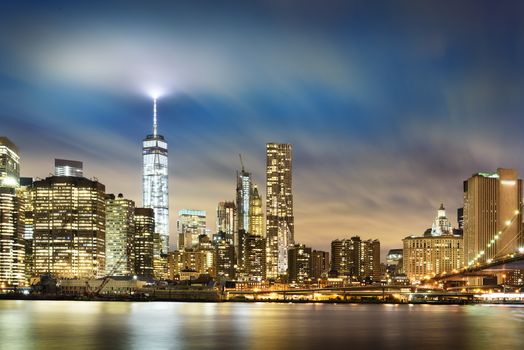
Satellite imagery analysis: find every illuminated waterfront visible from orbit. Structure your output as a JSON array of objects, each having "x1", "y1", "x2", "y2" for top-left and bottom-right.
[{"x1": 1, "y1": 301, "x2": 523, "y2": 350}]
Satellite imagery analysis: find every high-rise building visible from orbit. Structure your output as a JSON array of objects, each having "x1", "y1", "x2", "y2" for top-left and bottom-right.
[
  {"x1": 331, "y1": 236, "x2": 381, "y2": 282},
  {"x1": 311, "y1": 250, "x2": 330, "y2": 281},
  {"x1": 213, "y1": 231, "x2": 236, "y2": 279},
  {"x1": 463, "y1": 169, "x2": 523, "y2": 266},
  {"x1": 236, "y1": 162, "x2": 252, "y2": 233},
  {"x1": 133, "y1": 208, "x2": 155, "y2": 277},
  {"x1": 386, "y1": 249, "x2": 403, "y2": 276},
  {"x1": 266, "y1": 143, "x2": 294, "y2": 279},
  {"x1": 54, "y1": 159, "x2": 83, "y2": 177},
  {"x1": 0, "y1": 137, "x2": 20, "y2": 188},
  {"x1": 33, "y1": 176, "x2": 106, "y2": 278},
  {"x1": 177, "y1": 209, "x2": 207, "y2": 250},
  {"x1": 0, "y1": 137, "x2": 25, "y2": 287},
  {"x1": 249, "y1": 185, "x2": 264, "y2": 236},
  {"x1": 0, "y1": 188, "x2": 25, "y2": 287},
  {"x1": 105, "y1": 193, "x2": 135, "y2": 276},
  {"x1": 142, "y1": 98, "x2": 169, "y2": 255},
  {"x1": 18, "y1": 177, "x2": 34, "y2": 279},
  {"x1": 288, "y1": 244, "x2": 312, "y2": 284},
  {"x1": 216, "y1": 201, "x2": 236, "y2": 244},
  {"x1": 243, "y1": 233, "x2": 266, "y2": 281}
]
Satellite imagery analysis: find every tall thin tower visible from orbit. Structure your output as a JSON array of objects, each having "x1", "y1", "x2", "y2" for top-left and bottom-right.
[
  {"x1": 265, "y1": 143, "x2": 294, "y2": 279},
  {"x1": 142, "y1": 98, "x2": 169, "y2": 254}
]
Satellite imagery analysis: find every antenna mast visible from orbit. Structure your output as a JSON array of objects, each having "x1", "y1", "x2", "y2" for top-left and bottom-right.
[
  {"x1": 239, "y1": 153, "x2": 245, "y2": 172},
  {"x1": 153, "y1": 98, "x2": 158, "y2": 136}
]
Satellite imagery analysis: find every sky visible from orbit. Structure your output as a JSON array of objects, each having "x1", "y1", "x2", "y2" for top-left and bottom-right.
[{"x1": 1, "y1": 0, "x2": 524, "y2": 257}]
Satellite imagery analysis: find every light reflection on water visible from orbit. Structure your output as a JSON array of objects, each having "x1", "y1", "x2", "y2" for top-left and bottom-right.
[{"x1": 0, "y1": 301, "x2": 523, "y2": 350}]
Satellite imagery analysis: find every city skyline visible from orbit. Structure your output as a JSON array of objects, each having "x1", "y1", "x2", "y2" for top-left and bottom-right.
[{"x1": 2, "y1": 1, "x2": 524, "y2": 256}]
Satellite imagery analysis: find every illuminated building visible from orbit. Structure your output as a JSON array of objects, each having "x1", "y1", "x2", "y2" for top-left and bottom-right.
[
  {"x1": 386, "y1": 248, "x2": 403, "y2": 275},
  {"x1": 177, "y1": 209, "x2": 207, "y2": 250},
  {"x1": 288, "y1": 244, "x2": 312, "y2": 284},
  {"x1": 216, "y1": 201, "x2": 236, "y2": 244},
  {"x1": 430, "y1": 203, "x2": 453, "y2": 236},
  {"x1": 0, "y1": 137, "x2": 20, "y2": 188},
  {"x1": 133, "y1": 208, "x2": 155, "y2": 277},
  {"x1": 0, "y1": 188, "x2": 25, "y2": 287},
  {"x1": 18, "y1": 177, "x2": 34, "y2": 278},
  {"x1": 463, "y1": 169, "x2": 523, "y2": 266},
  {"x1": 331, "y1": 236, "x2": 380, "y2": 282},
  {"x1": 403, "y1": 235, "x2": 463, "y2": 282},
  {"x1": 142, "y1": 98, "x2": 169, "y2": 255},
  {"x1": 311, "y1": 250, "x2": 329, "y2": 280},
  {"x1": 239, "y1": 232, "x2": 266, "y2": 281},
  {"x1": 248, "y1": 185, "x2": 264, "y2": 236},
  {"x1": 265, "y1": 143, "x2": 294, "y2": 279},
  {"x1": 236, "y1": 162, "x2": 252, "y2": 233},
  {"x1": 33, "y1": 176, "x2": 105, "y2": 278},
  {"x1": 213, "y1": 231, "x2": 236, "y2": 279},
  {"x1": 54, "y1": 159, "x2": 83, "y2": 177},
  {"x1": 168, "y1": 249, "x2": 215, "y2": 279},
  {"x1": 105, "y1": 193, "x2": 135, "y2": 276}
]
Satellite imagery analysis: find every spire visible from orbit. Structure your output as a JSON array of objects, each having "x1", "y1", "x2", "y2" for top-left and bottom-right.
[
  {"x1": 153, "y1": 98, "x2": 158, "y2": 136},
  {"x1": 439, "y1": 203, "x2": 445, "y2": 210}
]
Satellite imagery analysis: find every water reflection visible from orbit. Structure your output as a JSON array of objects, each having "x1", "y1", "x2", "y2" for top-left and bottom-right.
[{"x1": 0, "y1": 301, "x2": 523, "y2": 350}]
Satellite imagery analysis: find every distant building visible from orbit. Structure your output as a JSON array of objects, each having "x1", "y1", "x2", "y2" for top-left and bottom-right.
[
  {"x1": 331, "y1": 236, "x2": 380, "y2": 282},
  {"x1": 385, "y1": 249, "x2": 403, "y2": 276},
  {"x1": 266, "y1": 143, "x2": 294, "y2": 279},
  {"x1": 33, "y1": 175, "x2": 106, "y2": 278},
  {"x1": 54, "y1": 159, "x2": 83, "y2": 177},
  {"x1": 236, "y1": 162, "x2": 252, "y2": 233},
  {"x1": 18, "y1": 177, "x2": 34, "y2": 279},
  {"x1": 216, "y1": 201, "x2": 236, "y2": 244},
  {"x1": 0, "y1": 188, "x2": 25, "y2": 287},
  {"x1": 142, "y1": 99, "x2": 169, "y2": 255},
  {"x1": 288, "y1": 244, "x2": 312, "y2": 284},
  {"x1": 0, "y1": 137, "x2": 20, "y2": 188},
  {"x1": 213, "y1": 231, "x2": 236, "y2": 279},
  {"x1": 244, "y1": 233, "x2": 266, "y2": 281},
  {"x1": 105, "y1": 193, "x2": 135, "y2": 276},
  {"x1": 403, "y1": 204, "x2": 463, "y2": 282},
  {"x1": 177, "y1": 209, "x2": 207, "y2": 250},
  {"x1": 248, "y1": 185, "x2": 264, "y2": 236},
  {"x1": 311, "y1": 250, "x2": 330, "y2": 280},
  {"x1": 133, "y1": 208, "x2": 155, "y2": 277},
  {"x1": 463, "y1": 169, "x2": 522, "y2": 266}
]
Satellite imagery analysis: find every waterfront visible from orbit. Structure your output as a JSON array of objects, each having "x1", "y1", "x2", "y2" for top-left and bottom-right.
[{"x1": 0, "y1": 301, "x2": 523, "y2": 350}]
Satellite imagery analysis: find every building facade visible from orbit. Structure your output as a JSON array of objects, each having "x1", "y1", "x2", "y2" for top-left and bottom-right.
[
  {"x1": 54, "y1": 159, "x2": 83, "y2": 177},
  {"x1": 0, "y1": 188, "x2": 25, "y2": 287},
  {"x1": 331, "y1": 236, "x2": 381, "y2": 282},
  {"x1": 249, "y1": 185, "x2": 264, "y2": 236},
  {"x1": 463, "y1": 169, "x2": 523, "y2": 266},
  {"x1": 266, "y1": 143, "x2": 294, "y2": 279},
  {"x1": 216, "y1": 201, "x2": 236, "y2": 244},
  {"x1": 142, "y1": 99, "x2": 169, "y2": 255},
  {"x1": 0, "y1": 137, "x2": 20, "y2": 188},
  {"x1": 177, "y1": 209, "x2": 207, "y2": 250},
  {"x1": 33, "y1": 176, "x2": 106, "y2": 278},
  {"x1": 288, "y1": 244, "x2": 312, "y2": 284},
  {"x1": 105, "y1": 193, "x2": 135, "y2": 275},
  {"x1": 311, "y1": 250, "x2": 330, "y2": 281},
  {"x1": 133, "y1": 208, "x2": 155, "y2": 277}
]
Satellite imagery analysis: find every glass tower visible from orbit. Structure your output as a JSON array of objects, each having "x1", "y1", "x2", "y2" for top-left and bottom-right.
[{"x1": 142, "y1": 99, "x2": 169, "y2": 254}]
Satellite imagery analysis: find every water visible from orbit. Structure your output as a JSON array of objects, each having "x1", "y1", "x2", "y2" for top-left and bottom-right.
[{"x1": 1, "y1": 301, "x2": 524, "y2": 350}]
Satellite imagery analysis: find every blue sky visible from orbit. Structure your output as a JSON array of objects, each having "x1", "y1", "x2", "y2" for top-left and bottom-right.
[{"x1": 1, "y1": 0, "x2": 524, "y2": 254}]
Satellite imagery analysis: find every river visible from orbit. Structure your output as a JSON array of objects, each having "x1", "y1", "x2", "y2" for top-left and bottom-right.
[{"x1": 0, "y1": 300, "x2": 523, "y2": 349}]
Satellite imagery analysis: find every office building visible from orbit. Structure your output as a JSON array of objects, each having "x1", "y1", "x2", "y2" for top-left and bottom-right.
[
  {"x1": 288, "y1": 244, "x2": 312, "y2": 284},
  {"x1": 54, "y1": 159, "x2": 83, "y2": 177},
  {"x1": 0, "y1": 137, "x2": 20, "y2": 188},
  {"x1": 0, "y1": 188, "x2": 25, "y2": 287},
  {"x1": 266, "y1": 143, "x2": 294, "y2": 279},
  {"x1": 177, "y1": 209, "x2": 207, "y2": 250},
  {"x1": 331, "y1": 236, "x2": 380, "y2": 282},
  {"x1": 142, "y1": 98, "x2": 169, "y2": 254},
  {"x1": 33, "y1": 176, "x2": 105, "y2": 278},
  {"x1": 216, "y1": 201, "x2": 236, "y2": 244},
  {"x1": 311, "y1": 250, "x2": 330, "y2": 280},
  {"x1": 244, "y1": 233, "x2": 266, "y2": 281},
  {"x1": 133, "y1": 208, "x2": 155, "y2": 277},
  {"x1": 236, "y1": 161, "x2": 252, "y2": 233},
  {"x1": 249, "y1": 185, "x2": 264, "y2": 236},
  {"x1": 18, "y1": 177, "x2": 34, "y2": 278},
  {"x1": 463, "y1": 169, "x2": 523, "y2": 266},
  {"x1": 213, "y1": 231, "x2": 236, "y2": 279},
  {"x1": 105, "y1": 193, "x2": 135, "y2": 276}
]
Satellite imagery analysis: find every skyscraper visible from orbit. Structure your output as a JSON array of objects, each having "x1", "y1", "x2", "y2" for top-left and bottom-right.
[
  {"x1": 216, "y1": 201, "x2": 236, "y2": 244},
  {"x1": 133, "y1": 208, "x2": 155, "y2": 277},
  {"x1": 249, "y1": 185, "x2": 264, "y2": 236},
  {"x1": 463, "y1": 169, "x2": 523, "y2": 266},
  {"x1": 142, "y1": 98, "x2": 169, "y2": 254},
  {"x1": 0, "y1": 137, "x2": 20, "y2": 188},
  {"x1": 33, "y1": 176, "x2": 106, "y2": 278},
  {"x1": 265, "y1": 143, "x2": 294, "y2": 279},
  {"x1": 105, "y1": 193, "x2": 135, "y2": 276},
  {"x1": 177, "y1": 209, "x2": 207, "y2": 250},
  {"x1": 331, "y1": 236, "x2": 381, "y2": 282},
  {"x1": 288, "y1": 244, "x2": 312, "y2": 284},
  {"x1": 54, "y1": 159, "x2": 83, "y2": 177},
  {"x1": 236, "y1": 161, "x2": 252, "y2": 233}
]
